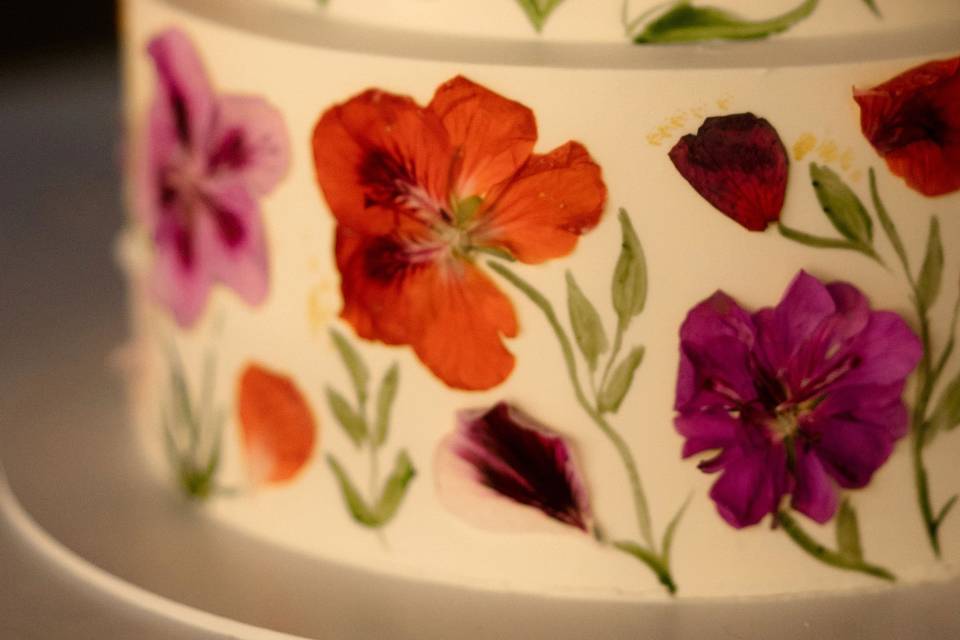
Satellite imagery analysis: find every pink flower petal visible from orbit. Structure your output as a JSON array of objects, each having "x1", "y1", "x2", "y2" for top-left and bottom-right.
[
  {"x1": 791, "y1": 447, "x2": 838, "y2": 524},
  {"x1": 147, "y1": 29, "x2": 216, "y2": 150},
  {"x1": 208, "y1": 95, "x2": 291, "y2": 196},
  {"x1": 195, "y1": 178, "x2": 269, "y2": 307}
]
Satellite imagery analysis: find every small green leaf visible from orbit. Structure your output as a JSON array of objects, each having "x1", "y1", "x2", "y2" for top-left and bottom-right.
[
  {"x1": 927, "y1": 371, "x2": 960, "y2": 444},
  {"x1": 612, "y1": 209, "x2": 648, "y2": 329},
  {"x1": 325, "y1": 387, "x2": 367, "y2": 446},
  {"x1": 835, "y1": 500, "x2": 864, "y2": 561},
  {"x1": 810, "y1": 163, "x2": 873, "y2": 246},
  {"x1": 869, "y1": 168, "x2": 909, "y2": 274},
  {"x1": 915, "y1": 216, "x2": 944, "y2": 312},
  {"x1": 861, "y1": 0, "x2": 881, "y2": 18},
  {"x1": 598, "y1": 346, "x2": 645, "y2": 414},
  {"x1": 373, "y1": 364, "x2": 400, "y2": 448},
  {"x1": 566, "y1": 272, "x2": 609, "y2": 371},
  {"x1": 330, "y1": 329, "x2": 370, "y2": 405},
  {"x1": 327, "y1": 454, "x2": 379, "y2": 526},
  {"x1": 661, "y1": 495, "x2": 692, "y2": 570},
  {"x1": 631, "y1": 0, "x2": 818, "y2": 44},
  {"x1": 373, "y1": 450, "x2": 417, "y2": 525},
  {"x1": 514, "y1": 0, "x2": 565, "y2": 32}
]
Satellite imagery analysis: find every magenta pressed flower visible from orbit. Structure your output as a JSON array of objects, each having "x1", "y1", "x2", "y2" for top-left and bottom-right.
[
  {"x1": 675, "y1": 271, "x2": 922, "y2": 528},
  {"x1": 435, "y1": 402, "x2": 591, "y2": 532},
  {"x1": 669, "y1": 113, "x2": 789, "y2": 231},
  {"x1": 140, "y1": 29, "x2": 290, "y2": 326}
]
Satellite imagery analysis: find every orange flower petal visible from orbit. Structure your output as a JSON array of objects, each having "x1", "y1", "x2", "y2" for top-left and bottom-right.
[
  {"x1": 428, "y1": 76, "x2": 537, "y2": 197},
  {"x1": 237, "y1": 364, "x2": 317, "y2": 484},
  {"x1": 312, "y1": 88, "x2": 453, "y2": 236},
  {"x1": 335, "y1": 227, "x2": 518, "y2": 391},
  {"x1": 476, "y1": 141, "x2": 607, "y2": 264}
]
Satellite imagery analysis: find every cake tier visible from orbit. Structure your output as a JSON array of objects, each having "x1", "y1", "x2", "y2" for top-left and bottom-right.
[
  {"x1": 122, "y1": 0, "x2": 960, "y2": 600},
  {"x1": 258, "y1": 0, "x2": 960, "y2": 44}
]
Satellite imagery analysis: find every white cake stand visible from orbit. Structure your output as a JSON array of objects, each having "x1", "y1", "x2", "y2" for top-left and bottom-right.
[{"x1": 1, "y1": 18, "x2": 958, "y2": 640}]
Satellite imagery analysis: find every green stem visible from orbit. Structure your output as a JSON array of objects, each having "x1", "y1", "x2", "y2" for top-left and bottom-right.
[
  {"x1": 488, "y1": 261, "x2": 656, "y2": 552},
  {"x1": 777, "y1": 510, "x2": 896, "y2": 581},
  {"x1": 599, "y1": 319, "x2": 626, "y2": 399},
  {"x1": 612, "y1": 540, "x2": 677, "y2": 594},
  {"x1": 634, "y1": 0, "x2": 819, "y2": 44}
]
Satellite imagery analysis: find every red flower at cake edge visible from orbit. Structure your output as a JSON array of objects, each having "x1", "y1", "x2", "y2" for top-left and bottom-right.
[
  {"x1": 237, "y1": 363, "x2": 318, "y2": 485},
  {"x1": 312, "y1": 76, "x2": 607, "y2": 391},
  {"x1": 669, "y1": 113, "x2": 789, "y2": 232},
  {"x1": 140, "y1": 29, "x2": 290, "y2": 327},
  {"x1": 854, "y1": 55, "x2": 960, "y2": 197}
]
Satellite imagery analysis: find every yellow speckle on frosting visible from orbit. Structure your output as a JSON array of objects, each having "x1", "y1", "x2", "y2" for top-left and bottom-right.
[
  {"x1": 817, "y1": 140, "x2": 839, "y2": 162},
  {"x1": 308, "y1": 281, "x2": 336, "y2": 335},
  {"x1": 793, "y1": 133, "x2": 817, "y2": 160}
]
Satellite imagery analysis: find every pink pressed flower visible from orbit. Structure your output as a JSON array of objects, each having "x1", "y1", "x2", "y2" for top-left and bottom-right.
[
  {"x1": 141, "y1": 29, "x2": 290, "y2": 326},
  {"x1": 675, "y1": 271, "x2": 921, "y2": 528},
  {"x1": 435, "y1": 403, "x2": 591, "y2": 533}
]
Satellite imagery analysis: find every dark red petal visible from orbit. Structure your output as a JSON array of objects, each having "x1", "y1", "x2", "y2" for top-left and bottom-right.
[
  {"x1": 453, "y1": 403, "x2": 591, "y2": 531},
  {"x1": 669, "y1": 113, "x2": 789, "y2": 232},
  {"x1": 854, "y1": 55, "x2": 960, "y2": 197}
]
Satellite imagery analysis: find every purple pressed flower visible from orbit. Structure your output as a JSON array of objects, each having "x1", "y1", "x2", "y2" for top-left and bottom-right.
[
  {"x1": 434, "y1": 402, "x2": 591, "y2": 533},
  {"x1": 139, "y1": 29, "x2": 290, "y2": 326},
  {"x1": 675, "y1": 271, "x2": 922, "y2": 529}
]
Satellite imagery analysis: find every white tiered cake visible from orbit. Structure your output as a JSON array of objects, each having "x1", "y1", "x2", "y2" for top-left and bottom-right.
[{"x1": 121, "y1": 0, "x2": 960, "y2": 600}]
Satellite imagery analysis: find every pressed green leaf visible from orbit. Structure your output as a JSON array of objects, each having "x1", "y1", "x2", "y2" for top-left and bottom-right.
[
  {"x1": 915, "y1": 216, "x2": 944, "y2": 312},
  {"x1": 330, "y1": 329, "x2": 370, "y2": 405},
  {"x1": 598, "y1": 346, "x2": 645, "y2": 414},
  {"x1": 373, "y1": 364, "x2": 400, "y2": 448},
  {"x1": 835, "y1": 500, "x2": 864, "y2": 561},
  {"x1": 661, "y1": 496, "x2": 692, "y2": 570},
  {"x1": 631, "y1": 0, "x2": 818, "y2": 44},
  {"x1": 327, "y1": 454, "x2": 379, "y2": 526},
  {"x1": 373, "y1": 450, "x2": 417, "y2": 525},
  {"x1": 566, "y1": 272, "x2": 609, "y2": 371},
  {"x1": 927, "y1": 371, "x2": 960, "y2": 444},
  {"x1": 612, "y1": 209, "x2": 648, "y2": 328},
  {"x1": 869, "y1": 168, "x2": 909, "y2": 274},
  {"x1": 809, "y1": 163, "x2": 873, "y2": 245},
  {"x1": 514, "y1": 0, "x2": 565, "y2": 32},
  {"x1": 326, "y1": 387, "x2": 367, "y2": 446},
  {"x1": 861, "y1": 0, "x2": 881, "y2": 17}
]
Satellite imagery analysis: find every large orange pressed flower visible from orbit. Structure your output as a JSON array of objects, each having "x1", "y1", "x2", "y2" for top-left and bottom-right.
[{"x1": 312, "y1": 76, "x2": 607, "y2": 390}]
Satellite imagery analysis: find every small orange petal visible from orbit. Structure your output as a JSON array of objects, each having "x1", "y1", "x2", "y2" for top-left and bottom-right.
[{"x1": 237, "y1": 363, "x2": 317, "y2": 484}]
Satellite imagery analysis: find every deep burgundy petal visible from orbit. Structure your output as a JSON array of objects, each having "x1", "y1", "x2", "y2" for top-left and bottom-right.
[
  {"x1": 669, "y1": 113, "x2": 789, "y2": 231},
  {"x1": 450, "y1": 403, "x2": 590, "y2": 531}
]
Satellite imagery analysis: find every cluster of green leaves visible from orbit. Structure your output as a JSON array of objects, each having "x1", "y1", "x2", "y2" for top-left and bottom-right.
[
  {"x1": 161, "y1": 346, "x2": 225, "y2": 500},
  {"x1": 781, "y1": 166, "x2": 960, "y2": 554},
  {"x1": 625, "y1": 0, "x2": 819, "y2": 44},
  {"x1": 514, "y1": 0, "x2": 566, "y2": 32},
  {"x1": 325, "y1": 330, "x2": 415, "y2": 529},
  {"x1": 488, "y1": 208, "x2": 686, "y2": 593},
  {"x1": 567, "y1": 209, "x2": 648, "y2": 417}
]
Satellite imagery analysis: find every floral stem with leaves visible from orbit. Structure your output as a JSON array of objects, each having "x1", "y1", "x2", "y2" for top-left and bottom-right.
[
  {"x1": 325, "y1": 331, "x2": 414, "y2": 530},
  {"x1": 489, "y1": 208, "x2": 686, "y2": 594},
  {"x1": 780, "y1": 163, "x2": 960, "y2": 556},
  {"x1": 161, "y1": 343, "x2": 225, "y2": 500}
]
